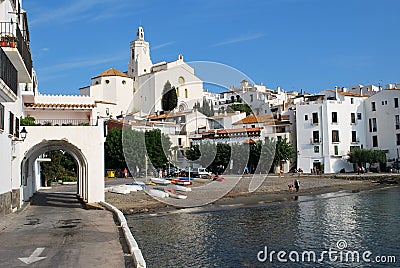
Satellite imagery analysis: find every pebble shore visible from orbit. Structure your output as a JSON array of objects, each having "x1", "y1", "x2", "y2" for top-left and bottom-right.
[{"x1": 105, "y1": 173, "x2": 399, "y2": 214}]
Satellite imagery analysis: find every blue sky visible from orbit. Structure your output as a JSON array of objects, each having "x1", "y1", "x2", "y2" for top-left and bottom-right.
[{"x1": 24, "y1": 0, "x2": 400, "y2": 95}]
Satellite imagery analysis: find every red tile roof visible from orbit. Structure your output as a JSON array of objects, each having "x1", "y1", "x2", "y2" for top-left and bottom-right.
[
  {"x1": 25, "y1": 103, "x2": 95, "y2": 109},
  {"x1": 93, "y1": 68, "x2": 130, "y2": 79},
  {"x1": 233, "y1": 115, "x2": 274, "y2": 125}
]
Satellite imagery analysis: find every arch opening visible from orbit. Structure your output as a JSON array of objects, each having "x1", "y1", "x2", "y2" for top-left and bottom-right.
[{"x1": 21, "y1": 140, "x2": 89, "y2": 203}]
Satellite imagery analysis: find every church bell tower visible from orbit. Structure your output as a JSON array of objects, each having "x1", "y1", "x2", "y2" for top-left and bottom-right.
[{"x1": 128, "y1": 26, "x2": 153, "y2": 79}]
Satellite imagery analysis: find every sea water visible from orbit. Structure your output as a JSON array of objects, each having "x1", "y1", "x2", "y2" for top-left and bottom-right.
[{"x1": 127, "y1": 187, "x2": 400, "y2": 267}]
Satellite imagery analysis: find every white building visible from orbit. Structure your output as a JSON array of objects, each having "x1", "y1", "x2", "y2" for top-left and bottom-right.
[
  {"x1": 296, "y1": 90, "x2": 369, "y2": 174},
  {"x1": 364, "y1": 88, "x2": 400, "y2": 168},
  {"x1": 0, "y1": 1, "x2": 106, "y2": 215},
  {"x1": 0, "y1": 0, "x2": 33, "y2": 214},
  {"x1": 129, "y1": 27, "x2": 204, "y2": 114},
  {"x1": 80, "y1": 68, "x2": 134, "y2": 119}
]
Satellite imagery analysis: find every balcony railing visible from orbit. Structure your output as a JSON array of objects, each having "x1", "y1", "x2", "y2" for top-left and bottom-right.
[
  {"x1": 0, "y1": 22, "x2": 32, "y2": 78},
  {"x1": 0, "y1": 47, "x2": 18, "y2": 96},
  {"x1": 310, "y1": 138, "x2": 321, "y2": 144},
  {"x1": 22, "y1": 119, "x2": 98, "y2": 126}
]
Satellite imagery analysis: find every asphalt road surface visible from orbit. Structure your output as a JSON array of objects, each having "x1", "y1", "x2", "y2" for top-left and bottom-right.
[{"x1": 0, "y1": 186, "x2": 127, "y2": 267}]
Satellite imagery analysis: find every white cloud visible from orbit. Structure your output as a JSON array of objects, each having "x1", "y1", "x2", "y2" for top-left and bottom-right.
[
  {"x1": 38, "y1": 54, "x2": 126, "y2": 73},
  {"x1": 152, "y1": 42, "x2": 175, "y2": 50},
  {"x1": 30, "y1": 0, "x2": 127, "y2": 25},
  {"x1": 212, "y1": 33, "x2": 266, "y2": 47}
]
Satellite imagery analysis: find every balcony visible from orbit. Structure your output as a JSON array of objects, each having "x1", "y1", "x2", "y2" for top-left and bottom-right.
[
  {"x1": 310, "y1": 138, "x2": 321, "y2": 144},
  {"x1": 351, "y1": 139, "x2": 360, "y2": 144},
  {"x1": 0, "y1": 48, "x2": 18, "y2": 102},
  {"x1": 0, "y1": 22, "x2": 32, "y2": 83},
  {"x1": 21, "y1": 118, "x2": 98, "y2": 127}
]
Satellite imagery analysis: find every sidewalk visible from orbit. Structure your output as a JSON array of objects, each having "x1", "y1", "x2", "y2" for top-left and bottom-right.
[{"x1": 0, "y1": 187, "x2": 127, "y2": 267}]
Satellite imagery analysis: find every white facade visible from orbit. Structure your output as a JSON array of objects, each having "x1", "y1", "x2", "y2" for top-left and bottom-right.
[
  {"x1": 364, "y1": 89, "x2": 400, "y2": 167},
  {"x1": 296, "y1": 91, "x2": 368, "y2": 173},
  {"x1": 129, "y1": 27, "x2": 204, "y2": 114},
  {"x1": 0, "y1": 0, "x2": 33, "y2": 214},
  {"x1": 80, "y1": 68, "x2": 134, "y2": 119}
]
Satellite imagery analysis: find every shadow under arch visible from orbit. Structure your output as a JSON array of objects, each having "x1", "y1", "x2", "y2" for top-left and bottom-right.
[{"x1": 20, "y1": 139, "x2": 89, "y2": 203}]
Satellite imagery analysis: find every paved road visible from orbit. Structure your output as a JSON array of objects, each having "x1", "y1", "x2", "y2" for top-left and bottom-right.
[{"x1": 0, "y1": 187, "x2": 127, "y2": 267}]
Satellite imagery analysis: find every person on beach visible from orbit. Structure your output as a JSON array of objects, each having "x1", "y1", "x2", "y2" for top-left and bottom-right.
[
  {"x1": 294, "y1": 179, "x2": 300, "y2": 192},
  {"x1": 279, "y1": 169, "x2": 284, "y2": 177},
  {"x1": 288, "y1": 183, "x2": 294, "y2": 193},
  {"x1": 124, "y1": 168, "x2": 128, "y2": 178},
  {"x1": 357, "y1": 165, "x2": 361, "y2": 175}
]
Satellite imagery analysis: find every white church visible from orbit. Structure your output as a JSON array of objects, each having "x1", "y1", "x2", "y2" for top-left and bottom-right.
[{"x1": 81, "y1": 27, "x2": 205, "y2": 117}]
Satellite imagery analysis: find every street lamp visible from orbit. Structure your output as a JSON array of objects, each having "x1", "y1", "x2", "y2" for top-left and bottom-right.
[{"x1": 20, "y1": 127, "x2": 28, "y2": 140}]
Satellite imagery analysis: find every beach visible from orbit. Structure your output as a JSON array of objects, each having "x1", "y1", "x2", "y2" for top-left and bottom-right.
[{"x1": 105, "y1": 173, "x2": 398, "y2": 214}]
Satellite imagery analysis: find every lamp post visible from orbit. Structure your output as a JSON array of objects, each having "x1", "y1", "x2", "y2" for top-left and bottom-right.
[{"x1": 20, "y1": 127, "x2": 28, "y2": 140}]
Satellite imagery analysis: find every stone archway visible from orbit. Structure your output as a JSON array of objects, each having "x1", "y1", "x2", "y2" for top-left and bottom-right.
[{"x1": 21, "y1": 140, "x2": 90, "y2": 203}]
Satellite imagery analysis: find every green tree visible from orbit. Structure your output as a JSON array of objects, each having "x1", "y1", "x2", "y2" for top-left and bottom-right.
[
  {"x1": 20, "y1": 116, "x2": 36, "y2": 126},
  {"x1": 227, "y1": 104, "x2": 253, "y2": 116},
  {"x1": 185, "y1": 144, "x2": 201, "y2": 161},
  {"x1": 145, "y1": 129, "x2": 172, "y2": 168},
  {"x1": 347, "y1": 148, "x2": 387, "y2": 171},
  {"x1": 193, "y1": 99, "x2": 214, "y2": 117},
  {"x1": 40, "y1": 151, "x2": 77, "y2": 186},
  {"x1": 273, "y1": 138, "x2": 295, "y2": 171},
  {"x1": 161, "y1": 81, "x2": 178, "y2": 111},
  {"x1": 104, "y1": 128, "x2": 126, "y2": 170}
]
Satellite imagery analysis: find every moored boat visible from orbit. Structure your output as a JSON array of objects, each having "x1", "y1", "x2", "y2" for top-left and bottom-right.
[
  {"x1": 169, "y1": 184, "x2": 192, "y2": 192},
  {"x1": 148, "y1": 189, "x2": 169, "y2": 198},
  {"x1": 165, "y1": 189, "x2": 187, "y2": 199},
  {"x1": 151, "y1": 178, "x2": 172, "y2": 185}
]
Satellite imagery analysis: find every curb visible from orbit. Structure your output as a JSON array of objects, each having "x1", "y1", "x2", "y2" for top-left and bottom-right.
[{"x1": 100, "y1": 201, "x2": 146, "y2": 268}]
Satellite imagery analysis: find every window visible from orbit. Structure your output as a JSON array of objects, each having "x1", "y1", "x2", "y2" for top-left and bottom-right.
[
  {"x1": 396, "y1": 115, "x2": 400, "y2": 130},
  {"x1": 0, "y1": 104, "x2": 4, "y2": 131},
  {"x1": 372, "y1": 118, "x2": 377, "y2": 132},
  {"x1": 371, "y1": 102, "x2": 376, "y2": 111},
  {"x1": 250, "y1": 94, "x2": 253, "y2": 102},
  {"x1": 9, "y1": 112, "x2": 14, "y2": 135},
  {"x1": 334, "y1": 145, "x2": 339, "y2": 155},
  {"x1": 122, "y1": 80, "x2": 126, "y2": 85},
  {"x1": 332, "y1": 130, "x2": 339, "y2": 143},
  {"x1": 15, "y1": 117, "x2": 19, "y2": 138},
  {"x1": 314, "y1": 146, "x2": 319, "y2": 153},
  {"x1": 185, "y1": 88, "x2": 188, "y2": 98},
  {"x1": 395, "y1": 98, "x2": 399, "y2": 108},
  {"x1": 332, "y1": 112, "x2": 338, "y2": 123},
  {"x1": 397, "y1": 134, "x2": 400, "y2": 146},
  {"x1": 251, "y1": 124, "x2": 256, "y2": 128},
  {"x1": 304, "y1": 114, "x2": 308, "y2": 121},
  {"x1": 357, "y1": 113, "x2": 362, "y2": 120},
  {"x1": 351, "y1": 98, "x2": 354, "y2": 104},
  {"x1": 351, "y1": 113, "x2": 356, "y2": 124},
  {"x1": 352, "y1": 131, "x2": 357, "y2": 143},
  {"x1": 105, "y1": 80, "x2": 110, "y2": 84},
  {"x1": 313, "y1": 131, "x2": 320, "y2": 143},
  {"x1": 312, "y1": 112, "x2": 318, "y2": 124},
  {"x1": 372, "y1": 136, "x2": 378, "y2": 147},
  {"x1": 178, "y1": 138, "x2": 182, "y2": 146}
]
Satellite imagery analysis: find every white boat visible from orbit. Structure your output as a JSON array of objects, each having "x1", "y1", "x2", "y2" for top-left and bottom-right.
[
  {"x1": 124, "y1": 184, "x2": 144, "y2": 191},
  {"x1": 150, "y1": 178, "x2": 171, "y2": 185},
  {"x1": 169, "y1": 184, "x2": 192, "y2": 192},
  {"x1": 165, "y1": 189, "x2": 187, "y2": 199},
  {"x1": 148, "y1": 189, "x2": 169, "y2": 198},
  {"x1": 109, "y1": 186, "x2": 131, "y2": 194}
]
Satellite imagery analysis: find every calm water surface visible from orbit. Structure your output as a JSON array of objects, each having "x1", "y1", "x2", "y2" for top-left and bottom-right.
[{"x1": 128, "y1": 187, "x2": 400, "y2": 267}]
